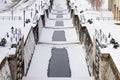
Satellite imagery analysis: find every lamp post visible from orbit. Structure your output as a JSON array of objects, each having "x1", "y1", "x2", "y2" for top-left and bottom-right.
[
  {"x1": 41, "y1": 1, "x2": 43, "y2": 13},
  {"x1": 75, "y1": 6, "x2": 77, "y2": 13},
  {"x1": 23, "y1": 10, "x2": 25, "y2": 27},
  {"x1": 34, "y1": 4, "x2": 39, "y2": 21},
  {"x1": 35, "y1": 3, "x2": 37, "y2": 12},
  {"x1": 11, "y1": 8, "x2": 13, "y2": 20},
  {"x1": 30, "y1": 11, "x2": 32, "y2": 18}
]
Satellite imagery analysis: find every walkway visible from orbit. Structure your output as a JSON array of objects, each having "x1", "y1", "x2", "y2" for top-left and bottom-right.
[{"x1": 23, "y1": 0, "x2": 93, "y2": 80}]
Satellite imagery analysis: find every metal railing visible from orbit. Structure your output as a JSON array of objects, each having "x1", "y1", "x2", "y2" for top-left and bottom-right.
[
  {"x1": 86, "y1": 9, "x2": 109, "y2": 11},
  {"x1": 0, "y1": 16, "x2": 22, "y2": 20},
  {"x1": 96, "y1": 17, "x2": 115, "y2": 20}
]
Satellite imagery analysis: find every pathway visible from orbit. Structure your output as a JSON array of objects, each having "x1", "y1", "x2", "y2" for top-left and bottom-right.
[{"x1": 23, "y1": 0, "x2": 94, "y2": 80}]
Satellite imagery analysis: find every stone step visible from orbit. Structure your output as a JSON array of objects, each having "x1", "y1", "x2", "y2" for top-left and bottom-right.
[{"x1": 23, "y1": 77, "x2": 94, "y2": 80}]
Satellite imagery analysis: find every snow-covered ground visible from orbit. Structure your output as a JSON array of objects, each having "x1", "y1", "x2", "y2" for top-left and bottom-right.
[
  {"x1": 0, "y1": 0, "x2": 21, "y2": 12},
  {"x1": 39, "y1": 28, "x2": 79, "y2": 44},
  {"x1": 0, "y1": 0, "x2": 120, "y2": 79},
  {"x1": 0, "y1": 0, "x2": 46, "y2": 79},
  {"x1": 52, "y1": 0, "x2": 68, "y2": 10},
  {"x1": 0, "y1": 47, "x2": 16, "y2": 63},
  {"x1": 45, "y1": 19, "x2": 74, "y2": 28},
  {"x1": 0, "y1": 0, "x2": 46, "y2": 65},
  {"x1": 24, "y1": 27, "x2": 36, "y2": 75},
  {"x1": 26, "y1": 44, "x2": 91, "y2": 79},
  {"x1": 48, "y1": 12, "x2": 71, "y2": 20},
  {"x1": 23, "y1": 77, "x2": 94, "y2": 80}
]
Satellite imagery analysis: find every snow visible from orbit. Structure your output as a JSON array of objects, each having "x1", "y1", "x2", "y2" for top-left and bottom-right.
[
  {"x1": 70, "y1": 0, "x2": 92, "y2": 12},
  {"x1": 0, "y1": 0, "x2": 45, "y2": 64},
  {"x1": 24, "y1": 27, "x2": 36, "y2": 75},
  {"x1": 49, "y1": 11, "x2": 71, "y2": 20},
  {"x1": 13, "y1": 0, "x2": 36, "y2": 11},
  {"x1": 39, "y1": 28, "x2": 79, "y2": 44},
  {"x1": 52, "y1": 0, "x2": 68, "y2": 10},
  {"x1": 38, "y1": 15, "x2": 44, "y2": 37},
  {"x1": 0, "y1": 47, "x2": 15, "y2": 63},
  {"x1": 0, "y1": 47, "x2": 8, "y2": 64},
  {"x1": 67, "y1": 44, "x2": 89, "y2": 77},
  {"x1": 0, "y1": 0, "x2": 119, "y2": 79},
  {"x1": 26, "y1": 44, "x2": 90, "y2": 79},
  {"x1": 0, "y1": 0, "x2": 49, "y2": 79},
  {"x1": 50, "y1": 10, "x2": 69, "y2": 15},
  {"x1": 51, "y1": 9, "x2": 69, "y2": 14},
  {"x1": 0, "y1": 0, "x2": 44, "y2": 42},
  {"x1": 0, "y1": 19, "x2": 32, "y2": 46},
  {"x1": 73, "y1": 0, "x2": 120, "y2": 73},
  {"x1": 23, "y1": 77, "x2": 94, "y2": 80},
  {"x1": 24, "y1": 0, "x2": 92, "y2": 79},
  {"x1": 45, "y1": 18, "x2": 74, "y2": 28},
  {"x1": 27, "y1": 44, "x2": 51, "y2": 78},
  {"x1": 100, "y1": 0, "x2": 108, "y2": 9},
  {"x1": 0, "y1": 0, "x2": 20, "y2": 12}
]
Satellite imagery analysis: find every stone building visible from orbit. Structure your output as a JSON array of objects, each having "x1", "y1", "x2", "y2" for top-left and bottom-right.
[{"x1": 108, "y1": 0, "x2": 120, "y2": 20}]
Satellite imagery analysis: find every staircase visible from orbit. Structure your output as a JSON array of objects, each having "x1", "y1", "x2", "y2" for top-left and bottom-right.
[{"x1": 23, "y1": 0, "x2": 94, "y2": 80}]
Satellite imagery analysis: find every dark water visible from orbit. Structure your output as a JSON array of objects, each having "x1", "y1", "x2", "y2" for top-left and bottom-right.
[
  {"x1": 48, "y1": 48, "x2": 71, "y2": 77},
  {"x1": 52, "y1": 30, "x2": 66, "y2": 41},
  {"x1": 56, "y1": 15, "x2": 63, "y2": 18},
  {"x1": 55, "y1": 21, "x2": 64, "y2": 26}
]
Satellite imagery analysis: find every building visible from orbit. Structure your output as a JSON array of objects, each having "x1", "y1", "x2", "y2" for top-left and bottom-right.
[
  {"x1": 108, "y1": 0, "x2": 120, "y2": 20},
  {"x1": 88, "y1": 0, "x2": 102, "y2": 10}
]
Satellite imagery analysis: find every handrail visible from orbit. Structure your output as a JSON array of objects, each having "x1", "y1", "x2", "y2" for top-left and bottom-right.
[
  {"x1": 0, "y1": 16, "x2": 22, "y2": 20},
  {"x1": 96, "y1": 17, "x2": 116, "y2": 20}
]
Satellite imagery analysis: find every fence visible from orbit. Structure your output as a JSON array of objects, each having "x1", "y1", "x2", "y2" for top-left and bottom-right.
[
  {"x1": 0, "y1": 16, "x2": 22, "y2": 20},
  {"x1": 86, "y1": 9, "x2": 109, "y2": 11},
  {"x1": 24, "y1": 27, "x2": 36, "y2": 75},
  {"x1": 96, "y1": 17, "x2": 114, "y2": 20}
]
